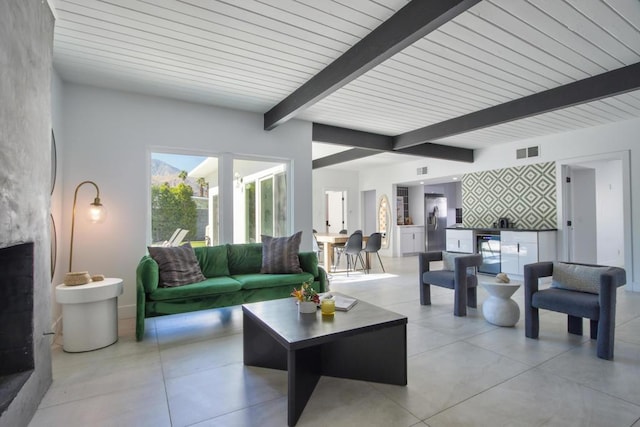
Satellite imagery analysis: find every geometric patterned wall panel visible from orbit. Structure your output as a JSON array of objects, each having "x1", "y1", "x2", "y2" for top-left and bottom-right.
[{"x1": 462, "y1": 161, "x2": 556, "y2": 229}]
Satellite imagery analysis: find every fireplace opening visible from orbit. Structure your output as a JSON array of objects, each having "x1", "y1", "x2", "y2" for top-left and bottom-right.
[{"x1": 0, "y1": 242, "x2": 35, "y2": 415}]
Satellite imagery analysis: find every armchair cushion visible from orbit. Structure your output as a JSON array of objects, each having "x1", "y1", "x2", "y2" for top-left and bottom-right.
[
  {"x1": 551, "y1": 262, "x2": 609, "y2": 294},
  {"x1": 532, "y1": 288, "x2": 599, "y2": 319},
  {"x1": 422, "y1": 270, "x2": 478, "y2": 290}
]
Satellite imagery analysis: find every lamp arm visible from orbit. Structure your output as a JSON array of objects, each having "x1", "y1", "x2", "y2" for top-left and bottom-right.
[{"x1": 69, "y1": 180, "x2": 101, "y2": 272}]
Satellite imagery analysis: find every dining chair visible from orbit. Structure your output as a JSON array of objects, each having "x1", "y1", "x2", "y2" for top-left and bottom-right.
[
  {"x1": 332, "y1": 229, "x2": 350, "y2": 272},
  {"x1": 363, "y1": 232, "x2": 384, "y2": 273},
  {"x1": 343, "y1": 232, "x2": 365, "y2": 276}
]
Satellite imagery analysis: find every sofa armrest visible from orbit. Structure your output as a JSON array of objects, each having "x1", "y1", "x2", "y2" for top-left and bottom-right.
[
  {"x1": 135, "y1": 255, "x2": 158, "y2": 341},
  {"x1": 298, "y1": 251, "x2": 319, "y2": 277},
  {"x1": 317, "y1": 266, "x2": 328, "y2": 293},
  {"x1": 298, "y1": 251, "x2": 328, "y2": 292},
  {"x1": 137, "y1": 255, "x2": 159, "y2": 293}
]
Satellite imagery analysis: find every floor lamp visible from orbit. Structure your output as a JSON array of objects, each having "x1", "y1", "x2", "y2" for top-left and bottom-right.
[{"x1": 68, "y1": 180, "x2": 106, "y2": 272}]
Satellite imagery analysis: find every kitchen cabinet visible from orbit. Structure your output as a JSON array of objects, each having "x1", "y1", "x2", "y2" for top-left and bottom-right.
[
  {"x1": 501, "y1": 231, "x2": 556, "y2": 276},
  {"x1": 398, "y1": 226, "x2": 425, "y2": 255},
  {"x1": 446, "y1": 229, "x2": 475, "y2": 253}
]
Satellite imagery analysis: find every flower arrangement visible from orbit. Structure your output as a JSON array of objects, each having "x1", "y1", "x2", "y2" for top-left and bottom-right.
[{"x1": 290, "y1": 282, "x2": 320, "y2": 304}]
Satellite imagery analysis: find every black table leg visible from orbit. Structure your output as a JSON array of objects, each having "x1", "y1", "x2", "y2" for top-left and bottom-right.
[
  {"x1": 288, "y1": 346, "x2": 321, "y2": 426},
  {"x1": 243, "y1": 311, "x2": 287, "y2": 370},
  {"x1": 321, "y1": 323, "x2": 407, "y2": 385}
]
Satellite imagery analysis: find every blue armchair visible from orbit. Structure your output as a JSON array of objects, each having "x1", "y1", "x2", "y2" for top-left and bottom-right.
[
  {"x1": 524, "y1": 261, "x2": 626, "y2": 360},
  {"x1": 419, "y1": 251, "x2": 483, "y2": 316}
]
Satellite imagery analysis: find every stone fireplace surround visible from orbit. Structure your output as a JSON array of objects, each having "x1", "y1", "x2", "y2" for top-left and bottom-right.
[{"x1": 0, "y1": 1, "x2": 55, "y2": 425}]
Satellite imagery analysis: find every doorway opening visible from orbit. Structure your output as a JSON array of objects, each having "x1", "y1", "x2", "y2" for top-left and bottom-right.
[
  {"x1": 325, "y1": 190, "x2": 347, "y2": 234},
  {"x1": 560, "y1": 152, "x2": 629, "y2": 274}
]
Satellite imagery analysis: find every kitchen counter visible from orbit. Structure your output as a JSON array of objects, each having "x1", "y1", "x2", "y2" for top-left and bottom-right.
[{"x1": 447, "y1": 227, "x2": 557, "y2": 232}]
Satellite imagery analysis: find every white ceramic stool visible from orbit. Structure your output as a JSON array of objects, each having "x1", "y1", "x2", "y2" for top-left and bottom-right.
[
  {"x1": 55, "y1": 278, "x2": 123, "y2": 352},
  {"x1": 481, "y1": 282, "x2": 521, "y2": 327}
]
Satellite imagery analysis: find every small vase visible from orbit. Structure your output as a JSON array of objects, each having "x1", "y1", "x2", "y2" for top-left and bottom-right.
[{"x1": 298, "y1": 301, "x2": 317, "y2": 314}]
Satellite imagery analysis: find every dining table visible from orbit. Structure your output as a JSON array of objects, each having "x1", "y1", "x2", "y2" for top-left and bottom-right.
[{"x1": 314, "y1": 233, "x2": 368, "y2": 272}]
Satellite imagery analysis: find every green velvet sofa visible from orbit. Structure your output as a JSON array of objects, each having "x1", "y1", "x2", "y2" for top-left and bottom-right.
[{"x1": 136, "y1": 243, "x2": 328, "y2": 341}]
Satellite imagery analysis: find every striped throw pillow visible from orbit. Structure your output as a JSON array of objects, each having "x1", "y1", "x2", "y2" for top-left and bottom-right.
[
  {"x1": 260, "y1": 231, "x2": 303, "y2": 274},
  {"x1": 148, "y1": 242, "x2": 206, "y2": 287}
]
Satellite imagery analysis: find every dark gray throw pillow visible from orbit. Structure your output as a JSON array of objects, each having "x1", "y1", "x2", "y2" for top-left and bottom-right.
[
  {"x1": 147, "y1": 242, "x2": 206, "y2": 287},
  {"x1": 260, "y1": 231, "x2": 303, "y2": 274}
]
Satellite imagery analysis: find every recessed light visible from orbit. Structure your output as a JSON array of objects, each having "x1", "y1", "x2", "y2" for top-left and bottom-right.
[
  {"x1": 452, "y1": 177, "x2": 458, "y2": 181},
  {"x1": 420, "y1": 181, "x2": 424, "y2": 185}
]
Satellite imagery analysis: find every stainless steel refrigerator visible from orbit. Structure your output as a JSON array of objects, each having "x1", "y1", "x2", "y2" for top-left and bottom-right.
[{"x1": 424, "y1": 194, "x2": 447, "y2": 252}]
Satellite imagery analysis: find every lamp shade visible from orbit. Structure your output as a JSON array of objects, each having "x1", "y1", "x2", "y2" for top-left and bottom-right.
[{"x1": 87, "y1": 198, "x2": 107, "y2": 223}]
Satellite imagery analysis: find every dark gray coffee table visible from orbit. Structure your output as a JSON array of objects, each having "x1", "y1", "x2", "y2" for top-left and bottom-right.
[{"x1": 242, "y1": 295, "x2": 407, "y2": 426}]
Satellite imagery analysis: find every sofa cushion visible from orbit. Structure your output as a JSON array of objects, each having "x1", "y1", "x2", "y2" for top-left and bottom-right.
[
  {"x1": 260, "y1": 231, "x2": 303, "y2": 274},
  {"x1": 194, "y1": 245, "x2": 230, "y2": 278},
  {"x1": 227, "y1": 243, "x2": 263, "y2": 275},
  {"x1": 148, "y1": 276, "x2": 243, "y2": 301},
  {"x1": 234, "y1": 272, "x2": 315, "y2": 290},
  {"x1": 551, "y1": 262, "x2": 609, "y2": 294},
  {"x1": 147, "y1": 242, "x2": 206, "y2": 287}
]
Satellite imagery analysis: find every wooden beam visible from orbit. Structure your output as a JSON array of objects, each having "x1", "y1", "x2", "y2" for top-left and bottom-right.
[
  {"x1": 264, "y1": 0, "x2": 481, "y2": 130},
  {"x1": 312, "y1": 123, "x2": 392, "y2": 151},
  {"x1": 394, "y1": 62, "x2": 640, "y2": 149},
  {"x1": 312, "y1": 123, "x2": 475, "y2": 168},
  {"x1": 397, "y1": 144, "x2": 474, "y2": 163},
  {"x1": 312, "y1": 149, "x2": 377, "y2": 169}
]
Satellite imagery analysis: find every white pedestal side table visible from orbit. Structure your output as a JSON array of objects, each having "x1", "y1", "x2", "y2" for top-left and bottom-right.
[
  {"x1": 55, "y1": 278, "x2": 123, "y2": 352},
  {"x1": 481, "y1": 282, "x2": 521, "y2": 327}
]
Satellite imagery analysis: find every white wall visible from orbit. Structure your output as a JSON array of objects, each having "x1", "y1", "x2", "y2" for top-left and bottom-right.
[
  {"x1": 59, "y1": 83, "x2": 313, "y2": 318},
  {"x1": 359, "y1": 117, "x2": 640, "y2": 291}
]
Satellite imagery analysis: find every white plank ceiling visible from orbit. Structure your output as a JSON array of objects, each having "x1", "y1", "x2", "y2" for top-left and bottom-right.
[{"x1": 52, "y1": 0, "x2": 640, "y2": 170}]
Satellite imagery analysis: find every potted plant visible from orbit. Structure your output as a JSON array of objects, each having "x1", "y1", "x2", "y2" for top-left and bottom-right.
[{"x1": 291, "y1": 282, "x2": 320, "y2": 314}]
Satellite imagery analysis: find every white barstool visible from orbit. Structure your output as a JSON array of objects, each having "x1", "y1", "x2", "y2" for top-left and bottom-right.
[{"x1": 55, "y1": 278, "x2": 123, "y2": 352}]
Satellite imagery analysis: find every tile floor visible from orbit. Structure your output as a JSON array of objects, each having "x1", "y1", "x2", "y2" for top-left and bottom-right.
[{"x1": 30, "y1": 256, "x2": 640, "y2": 426}]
